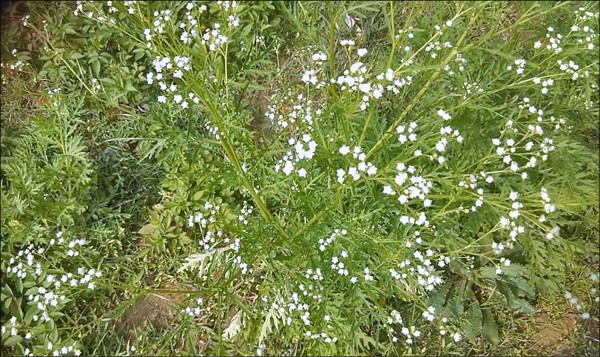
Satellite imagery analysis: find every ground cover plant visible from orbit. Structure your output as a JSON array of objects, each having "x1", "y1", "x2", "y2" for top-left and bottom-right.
[{"x1": 1, "y1": 1, "x2": 599, "y2": 356}]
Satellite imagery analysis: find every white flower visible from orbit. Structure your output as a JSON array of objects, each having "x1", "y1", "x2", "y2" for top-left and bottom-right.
[
  {"x1": 383, "y1": 185, "x2": 395, "y2": 195},
  {"x1": 339, "y1": 145, "x2": 350, "y2": 155},
  {"x1": 436, "y1": 109, "x2": 451, "y2": 120},
  {"x1": 453, "y1": 332, "x2": 461, "y2": 342},
  {"x1": 298, "y1": 168, "x2": 307, "y2": 177},
  {"x1": 357, "y1": 48, "x2": 368, "y2": 57}
]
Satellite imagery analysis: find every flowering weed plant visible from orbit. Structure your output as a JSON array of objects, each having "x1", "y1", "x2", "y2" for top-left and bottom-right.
[{"x1": 1, "y1": 1, "x2": 599, "y2": 356}]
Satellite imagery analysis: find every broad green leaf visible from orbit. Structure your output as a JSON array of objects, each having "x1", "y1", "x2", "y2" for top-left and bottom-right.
[
  {"x1": 477, "y1": 266, "x2": 498, "y2": 279},
  {"x1": 497, "y1": 280, "x2": 515, "y2": 306},
  {"x1": 510, "y1": 297, "x2": 536, "y2": 313},
  {"x1": 482, "y1": 308, "x2": 500, "y2": 347},
  {"x1": 463, "y1": 300, "x2": 483, "y2": 343},
  {"x1": 2, "y1": 335, "x2": 23, "y2": 347},
  {"x1": 138, "y1": 223, "x2": 157, "y2": 235},
  {"x1": 427, "y1": 281, "x2": 451, "y2": 311}
]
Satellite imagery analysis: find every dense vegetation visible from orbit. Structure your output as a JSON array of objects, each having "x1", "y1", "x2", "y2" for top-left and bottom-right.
[{"x1": 1, "y1": 1, "x2": 598, "y2": 355}]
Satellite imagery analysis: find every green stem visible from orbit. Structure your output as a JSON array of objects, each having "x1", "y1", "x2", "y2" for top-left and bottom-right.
[
  {"x1": 387, "y1": 1, "x2": 396, "y2": 69},
  {"x1": 367, "y1": 7, "x2": 475, "y2": 160},
  {"x1": 358, "y1": 106, "x2": 375, "y2": 147}
]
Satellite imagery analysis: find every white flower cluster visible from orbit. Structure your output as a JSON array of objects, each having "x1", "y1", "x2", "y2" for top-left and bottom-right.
[
  {"x1": 557, "y1": 59, "x2": 587, "y2": 80},
  {"x1": 301, "y1": 52, "x2": 328, "y2": 87},
  {"x1": 205, "y1": 122, "x2": 221, "y2": 140},
  {"x1": 149, "y1": 55, "x2": 197, "y2": 109},
  {"x1": 396, "y1": 122, "x2": 418, "y2": 144},
  {"x1": 388, "y1": 163, "x2": 433, "y2": 210},
  {"x1": 492, "y1": 136, "x2": 522, "y2": 172},
  {"x1": 267, "y1": 93, "x2": 317, "y2": 130},
  {"x1": 3, "y1": 51, "x2": 27, "y2": 74},
  {"x1": 238, "y1": 202, "x2": 253, "y2": 225},
  {"x1": 498, "y1": 191, "x2": 526, "y2": 243},
  {"x1": 330, "y1": 50, "x2": 415, "y2": 110},
  {"x1": 330, "y1": 253, "x2": 348, "y2": 276},
  {"x1": 506, "y1": 58, "x2": 526, "y2": 75},
  {"x1": 298, "y1": 283, "x2": 323, "y2": 303},
  {"x1": 263, "y1": 286, "x2": 322, "y2": 331},
  {"x1": 305, "y1": 268, "x2": 323, "y2": 281},
  {"x1": 432, "y1": 124, "x2": 463, "y2": 164},
  {"x1": 217, "y1": 0, "x2": 238, "y2": 11},
  {"x1": 201, "y1": 23, "x2": 229, "y2": 51},
  {"x1": 531, "y1": 76, "x2": 554, "y2": 95},
  {"x1": 573, "y1": 8, "x2": 599, "y2": 51},
  {"x1": 422, "y1": 306, "x2": 436, "y2": 321},
  {"x1": 318, "y1": 229, "x2": 347, "y2": 251},
  {"x1": 123, "y1": 1, "x2": 136, "y2": 14},
  {"x1": 233, "y1": 255, "x2": 250, "y2": 275},
  {"x1": 414, "y1": 250, "x2": 445, "y2": 290},
  {"x1": 142, "y1": 9, "x2": 174, "y2": 48},
  {"x1": 540, "y1": 187, "x2": 556, "y2": 215},
  {"x1": 468, "y1": 188, "x2": 485, "y2": 213},
  {"x1": 388, "y1": 309, "x2": 403, "y2": 325},
  {"x1": 275, "y1": 134, "x2": 317, "y2": 177},
  {"x1": 305, "y1": 330, "x2": 338, "y2": 344},
  {"x1": 3, "y1": 316, "x2": 82, "y2": 356},
  {"x1": 182, "y1": 297, "x2": 204, "y2": 317},
  {"x1": 450, "y1": 53, "x2": 468, "y2": 74},
  {"x1": 495, "y1": 257, "x2": 511, "y2": 275},
  {"x1": 425, "y1": 40, "x2": 452, "y2": 59},
  {"x1": 460, "y1": 81, "x2": 484, "y2": 99},
  {"x1": 336, "y1": 145, "x2": 377, "y2": 183},
  {"x1": 399, "y1": 211, "x2": 429, "y2": 227},
  {"x1": 459, "y1": 172, "x2": 494, "y2": 189},
  {"x1": 227, "y1": 15, "x2": 240, "y2": 28},
  {"x1": 564, "y1": 291, "x2": 585, "y2": 312},
  {"x1": 395, "y1": 27, "x2": 415, "y2": 41},
  {"x1": 400, "y1": 325, "x2": 422, "y2": 344},
  {"x1": 188, "y1": 201, "x2": 223, "y2": 251},
  {"x1": 436, "y1": 109, "x2": 451, "y2": 121},
  {"x1": 390, "y1": 245, "x2": 446, "y2": 292},
  {"x1": 179, "y1": 3, "x2": 208, "y2": 45},
  {"x1": 545, "y1": 226, "x2": 560, "y2": 240},
  {"x1": 491, "y1": 241, "x2": 505, "y2": 255},
  {"x1": 548, "y1": 116, "x2": 566, "y2": 131},
  {"x1": 6, "y1": 237, "x2": 102, "y2": 332},
  {"x1": 534, "y1": 27, "x2": 564, "y2": 54},
  {"x1": 105, "y1": 1, "x2": 117, "y2": 13}
]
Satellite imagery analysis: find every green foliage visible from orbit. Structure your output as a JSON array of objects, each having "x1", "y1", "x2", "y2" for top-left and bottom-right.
[{"x1": 1, "y1": 1, "x2": 598, "y2": 356}]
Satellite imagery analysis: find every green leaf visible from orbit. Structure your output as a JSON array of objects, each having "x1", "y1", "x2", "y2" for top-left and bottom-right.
[
  {"x1": 138, "y1": 223, "x2": 157, "y2": 235},
  {"x1": 179, "y1": 233, "x2": 192, "y2": 245},
  {"x1": 497, "y1": 280, "x2": 515, "y2": 306},
  {"x1": 482, "y1": 308, "x2": 500, "y2": 347},
  {"x1": 3, "y1": 335, "x2": 23, "y2": 347},
  {"x1": 504, "y1": 276, "x2": 536, "y2": 299},
  {"x1": 193, "y1": 190, "x2": 205, "y2": 201},
  {"x1": 502, "y1": 264, "x2": 527, "y2": 277},
  {"x1": 427, "y1": 281, "x2": 451, "y2": 311},
  {"x1": 92, "y1": 60, "x2": 101, "y2": 77},
  {"x1": 510, "y1": 297, "x2": 535, "y2": 313},
  {"x1": 476, "y1": 266, "x2": 497, "y2": 279},
  {"x1": 446, "y1": 291, "x2": 465, "y2": 319},
  {"x1": 463, "y1": 300, "x2": 483, "y2": 343}
]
